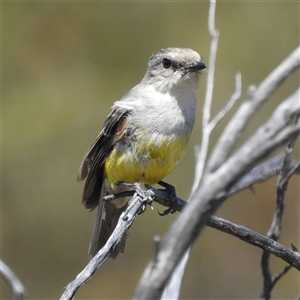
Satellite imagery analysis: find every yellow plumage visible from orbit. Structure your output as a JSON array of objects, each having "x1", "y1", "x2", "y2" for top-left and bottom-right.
[{"x1": 104, "y1": 133, "x2": 189, "y2": 187}]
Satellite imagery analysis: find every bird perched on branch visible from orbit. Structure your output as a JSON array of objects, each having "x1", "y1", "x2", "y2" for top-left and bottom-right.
[{"x1": 77, "y1": 47, "x2": 206, "y2": 259}]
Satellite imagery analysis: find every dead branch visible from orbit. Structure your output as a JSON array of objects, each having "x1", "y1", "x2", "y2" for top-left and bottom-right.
[
  {"x1": 133, "y1": 57, "x2": 300, "y2": 299},
  {"x1": 259, "y1": 120, "x2": 300, "y2": 299},
  {"x1": 0, "y1": 260, "x2": 25, "y2": 300},
  {"x1": 206, "y1": 46, "x2": 300, "y2": 175},
  {"x1": 60, "y1": 187, "x2": 152, "y2": 300}
]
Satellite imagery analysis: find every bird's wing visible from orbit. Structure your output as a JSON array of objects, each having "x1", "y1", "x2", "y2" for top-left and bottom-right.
[{"x1": 77, "y1": 108, "x2": 130, "y2": 210}]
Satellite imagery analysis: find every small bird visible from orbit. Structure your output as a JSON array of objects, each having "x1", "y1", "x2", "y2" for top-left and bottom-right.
[{"x1": 77, "y1": 48, "x2": 206, "y2": 259}]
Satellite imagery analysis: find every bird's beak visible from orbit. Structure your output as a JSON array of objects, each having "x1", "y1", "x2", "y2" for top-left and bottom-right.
[{"x1": 187, "y1": 61, "x2": 207, "y2": 72}]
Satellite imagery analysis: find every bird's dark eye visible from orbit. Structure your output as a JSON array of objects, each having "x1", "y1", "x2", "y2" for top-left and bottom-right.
[{"x1": 162, "y1": 58, "x2": 172, "y2": 69}]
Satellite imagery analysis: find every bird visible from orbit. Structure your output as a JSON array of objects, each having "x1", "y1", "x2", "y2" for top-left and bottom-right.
[{"x1": 77, "y1": 47, "x2": 206, "y2": 259}]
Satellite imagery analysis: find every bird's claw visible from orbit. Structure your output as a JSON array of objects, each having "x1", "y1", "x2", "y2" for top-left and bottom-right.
[
  {"x1": 157, "y1": 181, "x2": 178, "y2": 216},
  {"x1": 158, "y1": 206, "x2": 177, "y2": 216}
]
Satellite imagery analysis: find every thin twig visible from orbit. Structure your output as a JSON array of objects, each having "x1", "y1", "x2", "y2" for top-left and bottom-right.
[
  {"x1": 208, "y1": 72, "x2": 242, "y2": 131},
  {"x1": 204, "y1": 0, "x2": 219, "y2": 124},
  {"x1": 226, "y1": 153, "x2": 300, "y2": 196},
  {"x1": 192, "y1": 0, "x2": 219, "y2": 193},
  {"x1": 272, "y1": 265, "x2": 291, "y2": 288}
]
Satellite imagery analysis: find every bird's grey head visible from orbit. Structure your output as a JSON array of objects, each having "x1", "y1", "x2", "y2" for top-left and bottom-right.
[{"x1": 142, "y1": 48, "x2": 206, "y2": 94}]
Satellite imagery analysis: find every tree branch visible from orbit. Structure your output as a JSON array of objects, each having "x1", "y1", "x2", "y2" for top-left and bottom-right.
[
  {"x1": 133, "y1": 67, "x2": 300, "y2": 299},
  {"x1": 149, "y1": 161, "x2": 300, "y2": 272},
  {"x1": 207, "y1": 216, "x2": 300, "y2": 271},
  {"x1": 206, "y1": 46, "x2": 300, "y2": 174},
  {"x1": 60, "y1": 187, "x2": 152, "y2": 300},
  {"x1": 0, "y1": 260, "x2": 25, "y2": 300},
  {"x1": 192, "y1": 0, "x2": 220, "y2": 193},
  {"x1": 152, "y1": 156, "x2": 300, "y2": 213},
  {"x1": 259, "y1": 117, "x2": 300, "y2": 299}
]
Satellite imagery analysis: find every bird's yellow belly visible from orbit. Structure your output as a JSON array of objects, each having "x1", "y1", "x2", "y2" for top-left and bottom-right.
[{"x1": 104, "y1": 135, "x2": 189, "y2": 187}]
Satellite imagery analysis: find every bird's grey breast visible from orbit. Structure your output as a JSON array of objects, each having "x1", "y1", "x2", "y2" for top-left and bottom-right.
[{"x1": 115, "y1": 83, "x2": 197, "y2": 137}]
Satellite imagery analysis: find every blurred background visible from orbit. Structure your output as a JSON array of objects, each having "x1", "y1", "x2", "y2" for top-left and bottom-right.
[{"x1": 2, "y1": 1, "x2": 299, "y2": 299}]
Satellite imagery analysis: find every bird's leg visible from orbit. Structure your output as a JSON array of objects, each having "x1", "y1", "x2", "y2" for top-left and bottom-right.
[{"x1": 157, "y1": 180, "x2": 178, "y2": 216}]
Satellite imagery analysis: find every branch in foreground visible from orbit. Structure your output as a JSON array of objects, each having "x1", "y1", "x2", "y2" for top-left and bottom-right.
[
  {"x1": 206, "y1": 46, "x2": 300, "y2": 174},
  {"x1": 226, "y1": 153, "x2": 300, "y2": 197},
  {"x1": 134, "y1": 83, "x2": 300, "y2": 298},
  {"x1": 160, "y1": 248, "x2": 190, "y2": 300},
  {"x1": 152, "y1": 152, "x2": 300, "y2": 210},
  {"x1": 60, "y1": 187, "x2": 151, "y2": 300},
  {"x1": 151, "y1": 153, "x2": 300, "y2": 274}
]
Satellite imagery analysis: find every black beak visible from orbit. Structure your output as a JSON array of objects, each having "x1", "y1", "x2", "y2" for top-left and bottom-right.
[{"x1": 188, "y1": 61, "x2": 207, "y2": 72}]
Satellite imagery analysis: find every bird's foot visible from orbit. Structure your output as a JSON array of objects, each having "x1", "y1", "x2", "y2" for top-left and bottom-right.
[
  {"x1": 115, "y1": 181, "x2": 153, "y2": 215},
  {"x1": 157, "y1": 181, "x2": 178, "y2": 216}
]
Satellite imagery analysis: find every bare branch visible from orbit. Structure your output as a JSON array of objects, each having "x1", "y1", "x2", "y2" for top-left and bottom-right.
[
  {"x1": 208, "y1": 72, "x2": 242, "y2": 131},
  {"x1": 133, "y1": 78, "x2": 300, "y2": 299},
  {"x1": 161, "y1": 2, "x2": 221, "y2": 296},
  {"x1": 207, "y1": 216, "x2": 300, "y2": 271},
  {"x1": 147, "y1": 187, "x2": 300, "y2": 271},
  {"x1": 207, "y1": 46, "x2": 300, "y2": 174},
  {"x1": 60, "y1": 188, "x2": 151, "y2": 300},
  {"x1": 204, "y1": 0, "x2": 219, "y2": 125},
  {"x1": 259, "y1": 121, "x2": 300, "y2": 299},
  {"x1": 268, "y1": 141, "x2": 300, "y2": 240},
  {"x1": 271, "y1": 265, "x2": 291, "y2": 288},
  {"x1": 149, "y1": 169, "x2": 300, "y2": 272},
  {"x1": 259, "y1": 249, "x2": 291, "y2": 300},
  {"x1": 0, "y1": 260, "x2": 25, "y2": 300},
  {"x1": 152, "y1": 153, "x2": 300, "y2": 211},
  {"x1": 192, "y1": 0, "x2": 219, "y2": 193},
  {"x1": 226, "y1": 153, "x2": 300, "y2": 196},
  {"x1": 160, "y1": 249, "x2": 190, "y2": 300}
]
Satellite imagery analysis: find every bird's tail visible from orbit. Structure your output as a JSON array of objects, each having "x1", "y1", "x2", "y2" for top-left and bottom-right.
[{"x1": 88, "y1": 194, "x2": 128, "y2": 260}]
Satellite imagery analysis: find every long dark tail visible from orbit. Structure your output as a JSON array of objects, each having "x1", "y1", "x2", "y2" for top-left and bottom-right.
[{"x1": 88, "y1": 197, "x2": 128, "y2": 260}]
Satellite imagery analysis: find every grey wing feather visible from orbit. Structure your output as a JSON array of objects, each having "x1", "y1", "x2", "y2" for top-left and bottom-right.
[
  {"x1": 77, "y1": 107, "x2": 131, "y2": 260},
  {"x1": 77, "y1": 108, "x2": 130, "y2": 210}
]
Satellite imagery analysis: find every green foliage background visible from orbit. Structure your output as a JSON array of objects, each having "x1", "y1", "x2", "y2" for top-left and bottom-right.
[{"x1": 2, "y1": 1, "x2": 299, "y2": 299}]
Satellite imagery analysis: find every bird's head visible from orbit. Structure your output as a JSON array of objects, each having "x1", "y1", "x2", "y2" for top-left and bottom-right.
[{"x1": 143, "y1": 48, "x2": 206, "y2": 94}]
